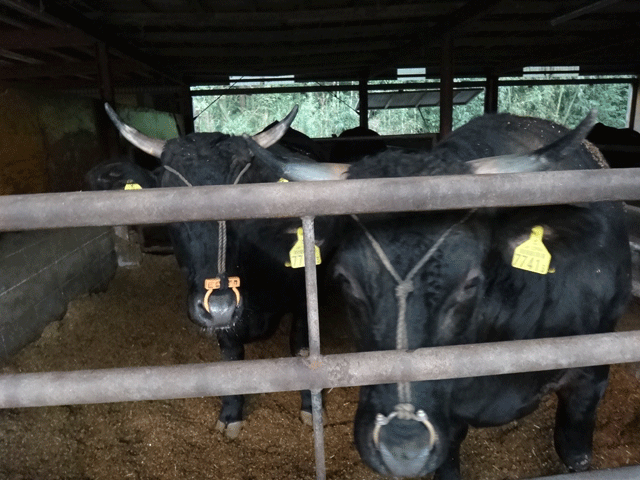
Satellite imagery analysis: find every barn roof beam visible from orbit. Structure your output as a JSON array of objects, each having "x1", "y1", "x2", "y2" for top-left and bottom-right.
[
  {"x1": 550, "y1": 0, "x2": 623, "y2": 26},
  {"x1": 87, "y1": 4, "x2": 452, "y2": 28},
  {"x1": 142, "y1": 40, "x2": 394, "y2": 58},
  {"x1": 0, "y1": 28, "x2": 94, "y2": 49},
  {"x1": 493, "y1": 30, "x2": 640, "y2": 76},
  {"x1": 0, "y1": 48, "x2": 43, "y2": 64},
  {"x1": 0, "y1": 59, "x2": 141, "y2": 80},
  {"x1": 369, "y1": 0, "x2": 503, "y2": 79},
  {"x1": 0, "y1": 0, "x2": 70, "y2": 28},
  {"x1": 0, "y1": 12, "x2": 30, "y2": 28},
  {"x1": 118, "y1": 22, "x2": 432, "y2": 45},
  {"x1": 23, "y1": 1, "x2": 184, "y2": 86}
]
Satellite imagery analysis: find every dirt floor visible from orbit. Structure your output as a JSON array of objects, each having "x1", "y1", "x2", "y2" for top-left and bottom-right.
[{"x1": 1, "y1": 253, "x2": 639, "y2": 480}]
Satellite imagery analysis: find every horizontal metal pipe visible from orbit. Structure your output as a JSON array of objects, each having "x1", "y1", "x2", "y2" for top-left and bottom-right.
[
  {"x1": 525, "y1": 465, "x2": 640, "y2": 479},
  {"x1": 1, "y1": 331, "x2": 639, "y2": 409},
  {"x1": 1, "y1": 169, "x2": 639, "y2": 231}
]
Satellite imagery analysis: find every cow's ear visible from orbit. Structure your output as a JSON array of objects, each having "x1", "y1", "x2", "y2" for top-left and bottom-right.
[{"x1": 468, "y1": 110, "x2": 597, "y2": 175}]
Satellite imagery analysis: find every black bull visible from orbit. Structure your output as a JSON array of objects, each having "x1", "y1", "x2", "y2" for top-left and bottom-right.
[
  {"x1": 250, "y1": 111, "x2": 632, "y2": 479},
  {"x1": 94, "y1": 104, "x2": 343, "y2": 438}
]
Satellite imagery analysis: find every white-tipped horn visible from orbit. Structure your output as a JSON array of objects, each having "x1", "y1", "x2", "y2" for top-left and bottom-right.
[
  {"x1": 251, "y1": 105, "x2": 299, "y2": 148},
  {"x1": 469, "y1": 111, "x2": 599, "y2": 175},
  {"x1": 104, "y1": 103, "x2": 166, "y2": 159},
  {"x1": 467, "y1": 153, "x2": 544, "y2": 174},
  {"x1": 244, "y1": 134, "x2": 349, "y2": 181}
]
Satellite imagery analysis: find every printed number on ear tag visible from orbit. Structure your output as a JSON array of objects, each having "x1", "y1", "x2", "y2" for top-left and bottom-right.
[
  {"x1": 124, "y1": 180, "x2": 142, "y2": 190},
  {"x1": 511, "y1": 226, "x2": 552, "y2": 275},
  {"x1": 286, "y1": 227, "x2": 322, "y2": 268}
]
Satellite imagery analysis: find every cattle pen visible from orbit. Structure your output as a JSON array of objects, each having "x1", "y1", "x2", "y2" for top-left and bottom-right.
[{"x1": 1, "y1": 167, "x2": 640, "y2": 480}]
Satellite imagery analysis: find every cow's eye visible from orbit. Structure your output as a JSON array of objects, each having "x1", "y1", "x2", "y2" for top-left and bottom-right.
[
  {"x1": 456, "y1": 269, "x2": 483, "y2": 302},
  {"x1": 333, "y1": 266, "x2": 368, "y2": 304}
]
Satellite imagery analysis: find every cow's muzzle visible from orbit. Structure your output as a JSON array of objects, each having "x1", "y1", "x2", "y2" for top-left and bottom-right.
[
  {"x1": 373, "y1": 403, "x2": 438, "y2": 477},
  {"x1": 187, "y1": 277, "x2": 241, "y2": 333}
]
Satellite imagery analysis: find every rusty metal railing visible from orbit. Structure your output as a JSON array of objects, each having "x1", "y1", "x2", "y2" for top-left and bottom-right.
[{"x1": 1, "y1": 168, "x2": 640, "y2": 480}]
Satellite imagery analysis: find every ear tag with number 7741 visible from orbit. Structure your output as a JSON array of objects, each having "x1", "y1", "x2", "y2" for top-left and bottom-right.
[
  {"x1": 286, "y1": 227, "x2": 322, "y2": 268},
  {"x1": 511, "y1": 226, "x2": 552, "y2": 275}
]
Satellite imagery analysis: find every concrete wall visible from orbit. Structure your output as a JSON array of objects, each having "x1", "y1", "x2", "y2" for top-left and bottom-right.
[
  {"x1": 0, "y1": 87, "x2": 179, "y2": 358},
  {"x1": 0, "y1": 227, "x2": 117, "y2": 359}
]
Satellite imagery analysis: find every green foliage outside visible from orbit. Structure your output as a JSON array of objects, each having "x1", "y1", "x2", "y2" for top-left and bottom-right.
[
  {"x1": 498, "y1": 82, "x2": 630, "y2": 128},
  {"x1": 193, "y1": 78, "x2": 632, "y2": 138}
]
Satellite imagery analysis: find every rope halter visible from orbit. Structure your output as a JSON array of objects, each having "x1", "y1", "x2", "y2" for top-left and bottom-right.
[
  {"x1": 352, "y1": 210, "x2": 475, "y2": 451},
  {"x1": 164, "y1": 162, "x2": 251, "y2": 312}
]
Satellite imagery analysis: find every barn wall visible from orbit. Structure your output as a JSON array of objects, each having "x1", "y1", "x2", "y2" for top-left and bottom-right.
[
  {"x1": 0, "y1": 86, "x2": 180, "y2": 196},
  {"x1": 0, "y1": 87, "x2": 178, "y2": 358},
  {"x1": 0, "y1": 84, "x2": 103, "y2": 194}
]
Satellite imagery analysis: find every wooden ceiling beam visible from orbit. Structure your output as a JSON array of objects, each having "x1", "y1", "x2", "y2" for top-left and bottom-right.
[
  {"x1": 0, "y1": 28, "x2": 94, "y2": 49},
  {"x1": 0, "y1": 0, "x2": 70, "y2": 28},
  {"x1": 29, "y1": 1, "x2": 184, "y2": 86},
  {"x1": 550, "y1": 0, "x2": 623, "y2": 26},
  {"x1": 369, "y1": 0, "x2": 504, "y2": 78},
  {"x1": 0, "y1": 13, "x2": 31, "y2": 28},
  {"x1": 492, "y1": 30, "x2": 640, "y2": 76},
  {"x1": 119, "y1": 22, "x2": 431, "y2": 45},
  {"x1": 142, "y1": 40, "x2": 394, "y2": 58},
  {"x1": 0, "y1": 48, "x2": 44, "y2": 64},
  {"x1": 0, "y1": 58, "x2": 141, "y2": 80},
  {"x1": 88, "y1": 4, "x2": 455, "y2": 28}
]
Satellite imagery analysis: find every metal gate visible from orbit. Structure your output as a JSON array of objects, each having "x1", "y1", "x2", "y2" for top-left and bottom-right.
[{"x1": 1, "y1": 168, "x2": 640, "y2": 480}]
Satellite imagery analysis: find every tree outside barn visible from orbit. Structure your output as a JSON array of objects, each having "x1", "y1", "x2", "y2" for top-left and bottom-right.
[{"x1": 192, "y1": 76, "x2": 633, "y2": 138}]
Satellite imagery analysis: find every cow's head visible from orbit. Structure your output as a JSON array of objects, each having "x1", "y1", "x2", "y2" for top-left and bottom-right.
[
  {"x1": 333, "y1": 211, "x2": 488, "y2": 476},
  {"x1": 248, "y1": 112, "x2": 598, "y2": 476},
  {"x1": 103, "y1": 104, "x2": 299, "y2": 336}
]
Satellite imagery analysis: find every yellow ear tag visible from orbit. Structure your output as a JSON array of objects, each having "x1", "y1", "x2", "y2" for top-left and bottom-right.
[
  {"x1": 511, "y1": 226, "x2": 552, "y2": 275},
  {"x1": 285, "y1": 227, "x2": 322, "y2": 268},
  {"x1": 278, "y1": 178, "x2": 289, "y2": 182},
  {"x1": 124, "y1": 180, "x2": 142, "y2": 190}
]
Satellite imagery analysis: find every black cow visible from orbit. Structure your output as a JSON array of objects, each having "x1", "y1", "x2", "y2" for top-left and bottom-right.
[
  {"x1": 250, "y1": 112, "x2": 632, "y2": 479},
  {"x1": 587, "y1": 122, "x2": 640, "y2": 169},
  {"x1": 329, "y1": 126, "x2": 387, "y2": 163},
  {"x1": 100, "y1": 104, "x2": 340, "y2": 438}
]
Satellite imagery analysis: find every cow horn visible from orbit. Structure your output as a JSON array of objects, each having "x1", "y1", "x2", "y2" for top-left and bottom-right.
[
  {"x1": 469, "y1": 110, "x2": 598, "y2": 174},
  {"x1": 251, "y1": 105, "x2": 299, "y2": 149},
  {"x1": 104, "y1": 103, "x2": 166, "y2": 159},
  {"x1": 244, "y1": 134, "x2": 349, "y2": 181}
]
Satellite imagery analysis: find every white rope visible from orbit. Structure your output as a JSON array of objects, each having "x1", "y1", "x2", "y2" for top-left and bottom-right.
[
  {"x1": 164, "y1": 162, "x2": 252, "y2": 277},
  {"x1": 352, "y1": 210, "x2": 475, "y2": 404}
]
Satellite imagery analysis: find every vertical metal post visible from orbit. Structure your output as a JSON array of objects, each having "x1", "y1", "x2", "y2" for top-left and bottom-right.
[{"x1": 301, "y1": 216, "x2": 326, "y2": 480}]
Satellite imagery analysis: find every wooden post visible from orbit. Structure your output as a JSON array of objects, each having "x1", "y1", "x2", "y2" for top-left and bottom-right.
[
  {"x1": 439, "y1": 34, "x2": 454, "y2": 140},
  {"x1": 484, "y1": 74, "x2": 499, "y2": 114},
  {"x1": 359, "y1": 73, "x2": 369, "y2": 129},
  {"x1": 96, "y1": 42, "x2": 120, "y2": 159},
  {"x1": 628, "y1": 75, "x2": 639, "y2": 131},
  {"x1": 179, "y1": 85, "x2": 195, "y2": 135}
]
